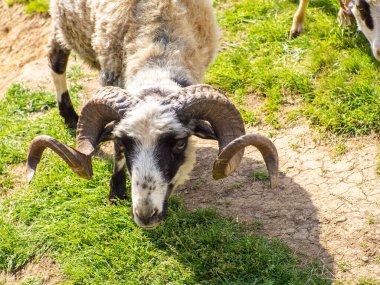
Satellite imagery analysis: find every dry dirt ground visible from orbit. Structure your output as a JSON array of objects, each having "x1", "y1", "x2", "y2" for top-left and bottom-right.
[{"x1": 0, "y1": 3, "x2": 379, "y2": 285}]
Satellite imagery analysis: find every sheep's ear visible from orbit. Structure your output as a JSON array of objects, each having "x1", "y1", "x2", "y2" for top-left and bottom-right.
[
  {"x1": 98, "y1": 121, "x2": 117, "y2": 143},
  {"x1": 190, "y1": 119, "x2": 217, "y2": 140}
]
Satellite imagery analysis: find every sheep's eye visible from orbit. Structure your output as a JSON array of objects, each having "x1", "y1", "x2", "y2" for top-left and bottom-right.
[{"x1": 174, "y1": 139, "x2": 186, "y2": 152}]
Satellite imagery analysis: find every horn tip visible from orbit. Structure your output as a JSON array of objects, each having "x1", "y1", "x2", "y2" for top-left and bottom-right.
[
  {"x1": 27, "y1": 167, "x2": 35, "y2": 183},
  {"x1": 270, "y1": 175, "x2": 279, "y2": 190}
]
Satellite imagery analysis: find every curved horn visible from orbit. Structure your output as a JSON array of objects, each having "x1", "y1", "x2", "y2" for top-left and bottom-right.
[
  {"x1": 164, "y1": 84, "x2": 278, "y2": 186},
  {"x1": 163, "y1": 84, "x2": 245, "y2": 175},
  {"x1": 214, "y1": 134, "x2": 279, "y2": 189},
  {"x1": 76, "y1": 86, "x2": 139, "y2": 155},
  {"x1": 27, "y1": 135, "x2": 92, "y2": 182},
  {"x1": 27, "y1": 86, "x2": 139, "y2": 182}
]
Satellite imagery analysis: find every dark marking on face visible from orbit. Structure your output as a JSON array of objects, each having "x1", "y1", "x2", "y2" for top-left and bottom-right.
[
  {"x1": 118, "y1": 136, "x2": 138, "y2": 174},
  {"x1": 49, "y1": 47, "x2": 70, "y2": 74},
  {"x1": 171, "y1": 76, "x2": 192, "y2": 88},
  {"x1": 357, "y1": 0, "x2": 374, "y2": 30},
  {"x1": 109, "y1": 166, "x2": 127, "y2": 201},
  {"x1": 155, "y1": 133, "x2": 189, "y2": 183},
  {"x1": 109, "y1": 141, "x2": 127, "y2": 202},
  {"x1": 142, "y1": 183, "x2": 148, "y2": 189},
  {"x1": 171, "y1": 70, "x2": 192, "y2": 87},
  {"x1": 58, "y1": 91, "x2": 78, "y2": 129}
]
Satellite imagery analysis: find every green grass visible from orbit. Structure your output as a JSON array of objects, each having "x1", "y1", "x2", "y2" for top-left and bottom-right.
[
  {"x1": 0, "y1": 84, "x2": 331, "y2": 284},
  {"x1": 6, "y1": 0, "x2": 48, "y2": 13},
  {"x1": 207, "y1": 0, "x2": 380, "y2": 134}
]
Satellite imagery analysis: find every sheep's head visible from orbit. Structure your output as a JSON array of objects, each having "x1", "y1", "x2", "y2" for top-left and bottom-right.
[
  {"x1": 27, "y1": 85, "x2": 279, "y2": 228},
  {"x1": 340, "y1": 0, "x2": 380, "y2": 61}
]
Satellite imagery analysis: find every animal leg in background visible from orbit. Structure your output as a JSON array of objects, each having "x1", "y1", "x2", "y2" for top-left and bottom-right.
[{"x1": 47, "y1": 36, "x2": 79, "y2": 129}]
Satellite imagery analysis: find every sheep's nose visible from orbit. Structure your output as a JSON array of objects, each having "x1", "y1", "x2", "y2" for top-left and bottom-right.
[{"x1": 135, "y1": 208, "x2": 159, "y2": 226}]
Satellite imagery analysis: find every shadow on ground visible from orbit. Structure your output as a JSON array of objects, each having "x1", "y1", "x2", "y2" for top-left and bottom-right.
[{"x1": 174, "y1": 143, "x2": 334, "y2": 280}]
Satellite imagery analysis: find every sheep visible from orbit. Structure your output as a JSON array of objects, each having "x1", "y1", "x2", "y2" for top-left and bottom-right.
[
  {"x1": 27, "y1": 0, "x2": 280, "y2": 228},
  {"x1": 290, "y1": 0, "x2": 380, "y2": 61}
]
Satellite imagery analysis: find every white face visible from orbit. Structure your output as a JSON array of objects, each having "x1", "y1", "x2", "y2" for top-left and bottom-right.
[
  {"x1": 352, "y1": 0, "x2": 380, "y2": 61},
  {"x1": 114, "y1": 100, "x2": 196, "y2": 228}
]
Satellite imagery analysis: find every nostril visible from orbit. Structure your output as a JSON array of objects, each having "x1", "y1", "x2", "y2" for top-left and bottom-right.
[{"x1": 134, "y1": 208, "x2": 159, "y2": 223}]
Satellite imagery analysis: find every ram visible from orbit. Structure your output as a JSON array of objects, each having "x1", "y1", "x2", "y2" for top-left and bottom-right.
[
  {"x1": 290, "y1": 0, "x2": 380, "y2": 61},
  {"x1": 27, "y1": 0, "x2": 279, "y2": 228}
]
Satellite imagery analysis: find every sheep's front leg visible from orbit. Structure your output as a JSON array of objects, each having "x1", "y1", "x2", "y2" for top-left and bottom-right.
[
  {"x1": 109, "y1": 141, "x2": 127, "y2": 202},
  {"x1": 47, "y1": 36, "x2": 79, "y2": 129},
  {"x1": 290, "y1": 0, "x2": 309, "y2": 38}
]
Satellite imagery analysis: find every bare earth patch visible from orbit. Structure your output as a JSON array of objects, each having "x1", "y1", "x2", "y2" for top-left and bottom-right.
[
  {"x1": 0, "y1": 3, "x2": 379, "y2": 284},
  {"x1": 0, "y1": 3, "x2": 51, "y2": 97},
  {"x1": 0, "y1": 256, "x2": 64, "y2": 285}
]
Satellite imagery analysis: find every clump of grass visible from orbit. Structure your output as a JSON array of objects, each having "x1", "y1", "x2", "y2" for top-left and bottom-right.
[
  {"x1": 357, "y1": 277, "x2": 379, "y2": 285},
  {"x1": 6, "y1": 0, "x2": 49, "y2": 14},
  {"x1": 333, "y1": 142, "x2": 347, "y2": 157},
  {"x1": 251, "y1": 169, "x2": 269, "y2": 182},
  {"x1": 0, "y1": 83, "x2": 332, "y2": 284},
  {"x1": 67, "y1": 64, "x2": 86, "y2": 81}
]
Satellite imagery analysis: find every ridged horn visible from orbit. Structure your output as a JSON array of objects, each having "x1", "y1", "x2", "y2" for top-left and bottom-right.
[
  {"x1": 27, "y1": 86, "x2": 139, "y2": 182},
  {"x1": 214, "y1": 134, "x2": 279, "y2": 189},
  {"x1": 163, "y1": 84, "x2": 245, "y2": 175},
  {"x1": 27, "y1": 135, "x2": 92, "y2": 182},
  {"x1": 76, "y1": 86, "x2": 138, "y2": 155},
  {"x1": 164, "y1": 84, "x2": 279, "y2": 187}
]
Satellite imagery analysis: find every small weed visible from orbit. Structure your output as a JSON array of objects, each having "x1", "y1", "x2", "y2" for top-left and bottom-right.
[
  {"x1": 228, "y1": 183, "x2": 243, "y2": 190},
  {"x1": 252, "y1": 220, "x2": 264, "y2": 230},
  {"x1": 251, "y1": 169, "x2": 269, "y2": 182},
  {"x1": 6, "y1": 0, "x2": 49, "y2": 13},
  {"x1": 338, "y1": 261, "x2": 350, "y2": 273},
  {"x1": 190, "y1": 178, "x2": 206, "y2": 191},
  {"x1": 357, "y1": 277, "x2": 379, "y2": 285},
  {"x1": 20, "y1": 277, "x2": 44, "y2": 285},
  {"x1": 333, "y1": 142, "x2": 348, "y2": 156},
  {"x1": 67, "y1": 64, "x2": 85, "y2": 81},
  {"x1": 368, "y1": 218, "x2": 375, "y2": 225},
  {"x1": 290, "y1": 142, "x2": 301, "y2": 151}
]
